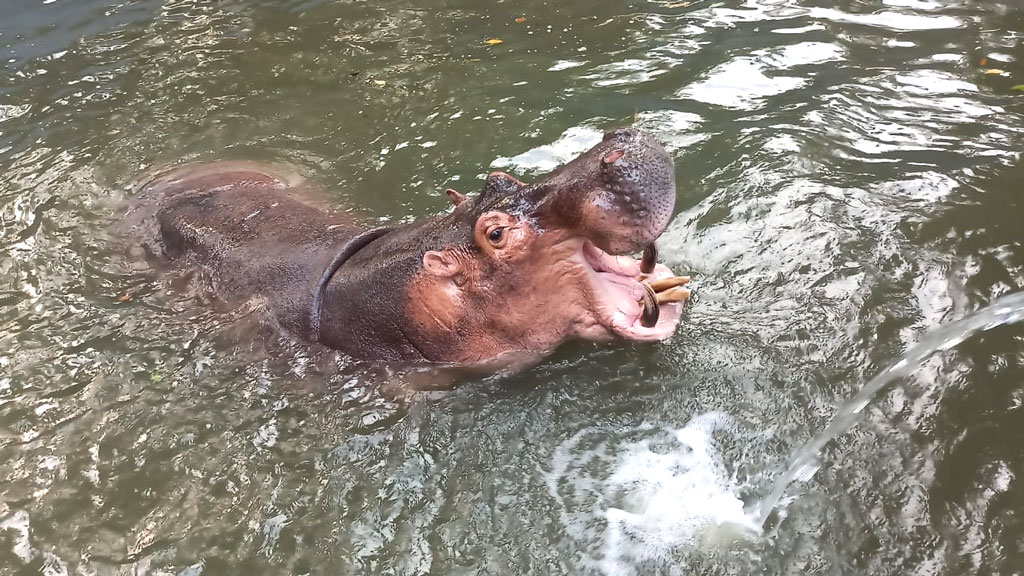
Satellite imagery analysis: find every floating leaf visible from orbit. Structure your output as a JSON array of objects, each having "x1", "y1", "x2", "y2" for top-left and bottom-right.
[
  {"x1": 117, "y1": 291, "x2": 132, "y2": 302},
  {"x1": 514, "y1": 16, "x2": 526, "y2": 23},
  {"x1": 373, "y1": 79, "x2": 386, "y2": 86},
  {"x1": 983, "y1": 68, "x2": 1006, "y2": 75},
  {"x1": 485, "y1": 38, "x2": 504, "y2": 45},
  {"x1": 980, "y1": 57, "x2": 988, "y2": 66},
  {"x1": 1012, "y1": 84, "x2": 1024, "y2": 91},
  {"x1": 151, "y1": 373, "x2": 164, "y2": 383}
]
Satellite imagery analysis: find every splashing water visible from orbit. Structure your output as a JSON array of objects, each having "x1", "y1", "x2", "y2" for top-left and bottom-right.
[
  {"x1": 601, "y1": 413, "x2": 761, "y2": 574},
  {"x1": 549, "y1": 292, "x2": 1024, "y2": 572},
  {"x1": 752, "y1": 290, "x2": 1024, "y2": 526},
  {"x1": 546, "y1": 413, "x2": 761, "y2": 575}
]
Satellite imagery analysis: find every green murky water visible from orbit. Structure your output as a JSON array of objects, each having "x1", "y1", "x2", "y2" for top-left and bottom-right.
[{"x1": 3, "y1": 0, "x2": 1024, "y2": 574}]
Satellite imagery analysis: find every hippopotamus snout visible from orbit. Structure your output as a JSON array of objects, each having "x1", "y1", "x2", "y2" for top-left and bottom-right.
[{"x1": 526, "y1": 127, "x2": 677, "y2": 255}]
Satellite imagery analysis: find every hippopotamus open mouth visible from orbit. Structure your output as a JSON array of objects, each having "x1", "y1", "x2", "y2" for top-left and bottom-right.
[{"x1": 126, "y1": 126, "x2": 689, "y2": 367}]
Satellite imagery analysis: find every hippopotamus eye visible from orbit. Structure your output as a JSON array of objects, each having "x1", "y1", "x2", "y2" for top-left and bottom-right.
[{"x1": 487, "y1": 227, "x2": 506, "y2": 247}]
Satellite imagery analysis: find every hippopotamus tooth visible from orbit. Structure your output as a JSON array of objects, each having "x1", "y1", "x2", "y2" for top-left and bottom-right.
[{"x1": 121, "y1": 128, "x2": 691, "y2": 368}]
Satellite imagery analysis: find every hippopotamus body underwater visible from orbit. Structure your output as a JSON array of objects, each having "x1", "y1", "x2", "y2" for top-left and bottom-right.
[{"x1": 123, "y1": 127, "x2": 691, "y2": 369}]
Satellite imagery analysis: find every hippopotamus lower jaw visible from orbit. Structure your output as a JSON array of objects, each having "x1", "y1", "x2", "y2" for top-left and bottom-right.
[
  {"x1": 401, "y1": 229, "x2": 687, "y2": 365},
  {"x1": 573, "y1": 239, "x2": 684, "y2": 341}
]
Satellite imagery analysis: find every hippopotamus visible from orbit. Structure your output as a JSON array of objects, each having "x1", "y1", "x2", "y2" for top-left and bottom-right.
[{"x1": 123, "y1": 127, "x2": 691, "y2": 367}]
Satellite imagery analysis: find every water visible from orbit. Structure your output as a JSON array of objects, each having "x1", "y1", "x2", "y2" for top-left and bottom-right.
[
  {"x1": 549, "y1": 283, "x2": 1024, "y2": 573},
  {"x1": 546, "y1": 413, "x2": 760, "y2": 575},
  {"x1": 3, "y1": 0, "x2": 1024, "y2": 574},
  {"x1": 754, "y1": 290, "x2": 1024, "y2": 528}
]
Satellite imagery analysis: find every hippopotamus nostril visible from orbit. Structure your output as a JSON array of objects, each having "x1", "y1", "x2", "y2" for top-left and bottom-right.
[
  {"x1": 525, "y1": 126, "x2": 674, "y2": 255},
  {"x1": 601, "y1": 149, "x2": 625, "y2": 168}
]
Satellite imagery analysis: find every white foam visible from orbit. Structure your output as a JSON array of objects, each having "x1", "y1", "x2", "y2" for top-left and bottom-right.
[
  {"x1": 0, "y1": 509, "x2": 35, "y2": 563},
  {"x1": 545, "y1": 414, "x2": 761, "y2": 575},
  {"x1": 600, "y1": 413, "x2": 760, "y2": 574},
  {"x1": 490, "y1": 126, "x2": 603, "y2": 174}
]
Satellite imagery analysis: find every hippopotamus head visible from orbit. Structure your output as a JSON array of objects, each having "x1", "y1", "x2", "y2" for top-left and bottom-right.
[{"x1": 337, "y1": 127, "x2": 686, "y2": 365}]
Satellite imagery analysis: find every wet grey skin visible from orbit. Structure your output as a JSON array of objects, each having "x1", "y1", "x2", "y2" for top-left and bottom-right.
[{"x1": 123, "y1": 127, "x2": 679, "y2": 364}]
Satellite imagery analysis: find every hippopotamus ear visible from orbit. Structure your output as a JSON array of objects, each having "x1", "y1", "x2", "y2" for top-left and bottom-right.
[
  {"x1": 422, "y1": 249, "x2": 462, "y2": 277},
  {"x1": 444, "y1": 188, "x2": 468, "y2": 207}
]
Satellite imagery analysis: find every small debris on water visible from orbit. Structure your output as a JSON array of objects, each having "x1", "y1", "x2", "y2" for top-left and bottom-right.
[{"x1": 485, "y1": 38, "x2": 504, "y2": 45}]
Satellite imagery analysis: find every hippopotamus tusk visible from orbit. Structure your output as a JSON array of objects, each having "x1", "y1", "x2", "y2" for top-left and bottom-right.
[
  {"x1": 639, "y1": 283, "x2": 660, "y2": 328},
  {"x1": 636, "y1": 275, "x2": 692, "y2": 327},
  {"x1": 640, "y1": 243, "x2": 658, "y2": 275},
  {"x1": 645, "y1": 276, "x2": 691, "y2": 292},
  {"x1": 655, "y1": 286, "x2": 691, "y2": 305}
]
